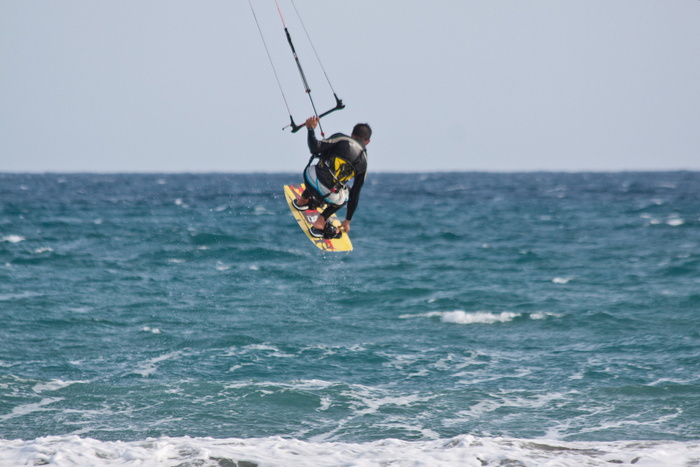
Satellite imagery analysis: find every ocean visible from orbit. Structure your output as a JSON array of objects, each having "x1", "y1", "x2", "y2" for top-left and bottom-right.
[{"x1": 1, "y1": 172, "x2": 699, "y2": 466}]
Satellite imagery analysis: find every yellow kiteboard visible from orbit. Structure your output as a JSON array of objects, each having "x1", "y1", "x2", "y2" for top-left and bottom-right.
[{"x1": 284, "y1": 184, "x2": 353, "y2": 252}]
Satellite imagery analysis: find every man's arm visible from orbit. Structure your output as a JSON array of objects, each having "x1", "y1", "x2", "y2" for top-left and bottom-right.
[
  {"x1": 307, "y1": 126, "x2": 323, "y2": 154},
  {"x1": 345, "y1": 172, "x2": 365, "y2": 222},
  {"x1": 305, "y1": 116, "x2": 324, "y2": 154},
  {"x1": 339, "y1": 172, "x2": 365, "y2": 233}
]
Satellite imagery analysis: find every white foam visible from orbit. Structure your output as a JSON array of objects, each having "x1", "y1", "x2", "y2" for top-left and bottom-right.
[
  {"x1": 547, "y1": 408, "x2": 684, "y2": 443},
  {"x1": 1, "y1": 235, "x2": 25, "y2": 243},
  {"x1": 129, "y1": 351, "x2": 182, "y2": 377},
  {"x1": 224, "y1": 344, "x2": 295, "y2": 359},
  {"x1": 288, "y1": 379, "x2": 337, "y2": 391},
  {"x1": 401, "y1": 311, "x2": 520, "y2": 325},
  {"x1": 0, "y1": 435, "x2": 697, "y2": 467},
  {"x1": 350, "y1": 390, "x2": 432, "y2": 418},
  {"x1": 401, "y1": 310, "x2": 564, "y2": 325},
  {"x1": 32, "y1": 380, "x2": 84, "y2": 394},
  {"x1": 530, "y1": 312, "x2": 561, "y2": 320},
  {"x1": 445, "y1": 311, "x2": 521, "y2": 324},
  {"x1": 0, "y1": 397, "x2": 63, "y2": 422},
  {"x1": 552, "y1": 277, "x2": 572, "y2": 284},
  {"x1": 647, "y1": 216, "x2": 686, "y2": 227}
]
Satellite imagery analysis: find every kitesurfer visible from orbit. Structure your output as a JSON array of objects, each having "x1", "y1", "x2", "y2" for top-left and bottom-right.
[{"x1": 292, "y1": 116, "x2": 371, "y2": 239}]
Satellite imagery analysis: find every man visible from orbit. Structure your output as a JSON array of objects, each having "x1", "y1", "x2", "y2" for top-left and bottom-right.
[{"x1": 292, "y1": 116, "x2": 371, "y2": 239}]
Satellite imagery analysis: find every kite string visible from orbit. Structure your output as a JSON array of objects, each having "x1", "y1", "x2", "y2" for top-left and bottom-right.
[
  {"x1": 249, "y1": 0, "x2": 343, "y2": 135},
  {"x1": 274, "y1": 0, "x2": 324, "y2": 136},
  {"x1": 289, "y1": 0, "x2": 338, "y2": 96},
  {"x1": 248, "y1": 0, "x2": 294, "y2": 124}
]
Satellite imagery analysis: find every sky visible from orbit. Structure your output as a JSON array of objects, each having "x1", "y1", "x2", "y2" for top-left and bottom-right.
[{"x1": 1, "y1": 0, "x2": 699, "y2": 173}]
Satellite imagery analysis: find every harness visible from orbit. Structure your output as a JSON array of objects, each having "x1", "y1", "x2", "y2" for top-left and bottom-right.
[{"x1": 305, "y1": 136, "x2": 366, "y2": 193}]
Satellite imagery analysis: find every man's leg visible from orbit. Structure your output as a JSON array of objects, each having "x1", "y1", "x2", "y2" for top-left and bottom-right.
[
  {"x1": 298, "y1": 189, "x2": 316, "y2": 206},
  {"x1": 295, "y1": 188, "x2": 323, "y2": 211},
  {"x1": 299, "y1": 166, "x2": 324, "y2": 209},
  {"x1": 312, "y1": 204, "x2": 342, "y2": 230}
]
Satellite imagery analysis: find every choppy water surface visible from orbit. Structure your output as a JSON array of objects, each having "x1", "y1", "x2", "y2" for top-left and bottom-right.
[{"x1": 1, "y1": 172, "x2": 699, "y2": 466}]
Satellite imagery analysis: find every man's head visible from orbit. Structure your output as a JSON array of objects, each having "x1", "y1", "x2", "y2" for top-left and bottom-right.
[{"x1": 351, "y1": 123, "x2": 372, "y2": 144}]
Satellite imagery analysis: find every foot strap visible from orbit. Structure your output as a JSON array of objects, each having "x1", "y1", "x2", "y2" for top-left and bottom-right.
[{"x1": 323, "y1": 223, "x2": 342, "y2": 239}]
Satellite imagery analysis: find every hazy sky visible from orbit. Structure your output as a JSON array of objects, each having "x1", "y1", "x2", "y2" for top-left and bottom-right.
[{"x1": 1, "y1": 1, "x2": 699, "y2": 173}]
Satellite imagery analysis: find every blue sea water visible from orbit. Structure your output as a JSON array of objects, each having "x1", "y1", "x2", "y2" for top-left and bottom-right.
[{"x1": 1, "y1": 172, "x2": 699, "y2": 466}]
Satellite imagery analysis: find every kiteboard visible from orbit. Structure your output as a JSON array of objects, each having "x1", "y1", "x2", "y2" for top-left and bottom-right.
[{"x1": 284, "y1": 184, "x2": 352, "y2": 252}]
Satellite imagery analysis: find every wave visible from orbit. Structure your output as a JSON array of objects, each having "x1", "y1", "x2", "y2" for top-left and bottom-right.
[
  {"x1": 0, "y1": 234, "x2": 25, "y2": 243},
  {"x1": 400, "y1": 310, "x2": 560, "y2": 325},
  {"x1": 0, "y1": 435, "x2": 697, "y2": 466}
]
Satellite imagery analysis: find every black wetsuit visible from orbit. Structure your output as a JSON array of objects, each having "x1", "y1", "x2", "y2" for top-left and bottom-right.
[{"x1": 304, "y1": 128, "x2": 368, "y2": 222}]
